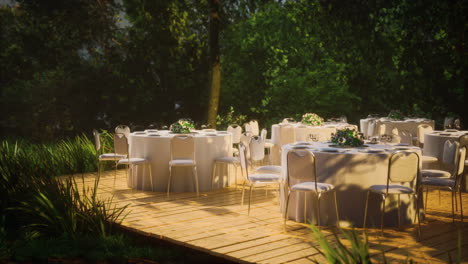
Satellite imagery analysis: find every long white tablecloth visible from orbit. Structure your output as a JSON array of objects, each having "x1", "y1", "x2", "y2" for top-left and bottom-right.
[
  {"x1": 128, "y1": 131, "x2": 233, "y2": 192},
  {"x1": 280, "y1": 142, "x2": 423, "y2": 227},
  {"x1": 360, "y1": 118, "x2": 434, "y2": 138}
]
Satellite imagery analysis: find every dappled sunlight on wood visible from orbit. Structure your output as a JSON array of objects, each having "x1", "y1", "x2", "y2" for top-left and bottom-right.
[{"x1": 73, "y1": 169, "x2": 468, "y2": 263}]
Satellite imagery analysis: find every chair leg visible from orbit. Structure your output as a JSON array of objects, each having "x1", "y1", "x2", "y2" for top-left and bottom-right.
[
  {"x1": 167, "y1": 166, "x2": 172, "y2": 198},
  {"x1": 211, "y1": 162, "x2": 217, "y2": 190},
  {"x1": 248, "y1": 185, "x2": 254, "y2": 215},
  {"x1": 363, "y1": 190, "x2": 370, "y2": 229},
  {"x1": 241, "y1": 181, "x2": 246, "y2": 206},
  {"x1": 234, "y1": 165, "x2": 238, "y2": 190},
  {"x1": 284, "y1": 190, "x2": 291, "y2": 225},
  {"x1": 451, "y1": 191, "x2": 455, "y2": 223},
  {"x1": 148, "y1": 164, "x2": 153, "y2": 192},
  {"x1": 438, "y1": 189, "x2": 441, "y2": 205},
  {"x1": 381, "y1": 195, "x2": 386, "y2": 236},
  {"x1": 303, "y1": 192, "x2": 307, "y2": 224},
  {"x1": 334, "y1": 190, "x2": 340, "y2": 227},
  {"x1": 459, "y1": 190, "x2": 464, "y2": 222},
  {"x1": 193, "y1": 166, "x2": 199, "y2": 198},
  {"x1": 317, "y1": 193, "x2": 321, "y2": 227},
  {"x1": 425, "y1": 186, "x2": 429, "y2": 211},
  {"x1": 397, "y1": 194, "x2": 401, "y2": 228},
  {"x1": 113, "y1": 161, "x2": 117, "y2": 187},
  {"x1": 415, "y1": 194, "x2": 421, "y2": 240}
]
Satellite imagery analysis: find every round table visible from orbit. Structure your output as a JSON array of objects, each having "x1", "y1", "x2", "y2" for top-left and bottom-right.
[
  {"x1": 270, "y1": 122, "x2": 357, "y2": 164},
  {"x1": 423, "y1": 130, "x2": 468, "y2": 171},
  {"x1": 128, "y1": 130, "x2": 233, "y2": 192},
  {"x1": 360, "y1": 118, "x2": 434, "y2": 138},
  {"x1": 280, "y1": 142, "x2": 423, "y2": 227}
]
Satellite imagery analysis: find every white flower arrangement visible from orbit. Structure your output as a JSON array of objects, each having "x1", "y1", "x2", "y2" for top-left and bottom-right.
[
  {"x1": 170, "y1": 119, "x2": 195, "y2": 133},
  {"x1": 301, "y1": 113, "x2": 324, "y2": 126}
]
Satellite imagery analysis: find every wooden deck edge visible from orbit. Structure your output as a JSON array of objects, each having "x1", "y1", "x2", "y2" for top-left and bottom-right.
[{"x1": 113, "y1": 222, "x2": 252, "y2": 264}]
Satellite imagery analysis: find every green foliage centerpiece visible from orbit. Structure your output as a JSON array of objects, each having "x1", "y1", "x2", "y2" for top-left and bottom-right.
[
  {"x1": 301, "y1": 113, "x2": 324, "y2": 126},
  {"x1": 387, "y1": 109, "x2": 404, "y2": 120},
  {"x1": 330, "y1": 128, "x2": 364, "y2": 147},
  {"x1": 170, "y1": 119, "x2": 195, "y2": 133}
]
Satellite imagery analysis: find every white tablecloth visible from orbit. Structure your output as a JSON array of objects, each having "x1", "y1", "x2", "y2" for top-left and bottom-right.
[
  {"x1": 360, "y1": 118, "x2": 434, "y2": 138},
  {"x1": 270, "y1": 122, "x2": 357, "y2": 164},
  {"x1": 280, "y1": 142, "x2": 423, "y2": 227},
  {"x1": 128, "y1": 131, "x2": 233, "y2": 192}
]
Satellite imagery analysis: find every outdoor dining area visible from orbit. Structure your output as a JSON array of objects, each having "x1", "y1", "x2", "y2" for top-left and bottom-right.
[{"x1": 86, "y1": 111, "x2": 468, "y2": 263}]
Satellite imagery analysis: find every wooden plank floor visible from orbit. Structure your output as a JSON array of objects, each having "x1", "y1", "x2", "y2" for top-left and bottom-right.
[{"x1": 72, "y1": 170, "x2": 468, "y2": 263}]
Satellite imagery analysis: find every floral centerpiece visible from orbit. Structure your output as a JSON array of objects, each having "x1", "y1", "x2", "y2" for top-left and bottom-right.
[
  {"x1": 170, "y1": 119, "x2": 195, "y2": 133},
  {"x1": 330, "y1": 128, "x2": 364, "y2": 147},
  {"x1": 301, "y1": 113, "x2": 324, "y2": 126},
  {"x1": 387, "y1": 110, "x2": 404, "y2": 120}
]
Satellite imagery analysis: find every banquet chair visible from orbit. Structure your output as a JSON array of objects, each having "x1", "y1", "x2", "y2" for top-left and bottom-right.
[
  {"x1": 93, "y1": 129, "x2": 127, "y2": 182},
  {"x1": 363, "y1": 151, "x2": 421, "y2": 238},
  {"x1": 238, "y1": 143, "x2": 282, "y2": 214},
  {"x1": 459, "y1": 135, "x2": 468, "y2": 166},
  {"x1": 390, "y1": 127, "x2": 401, "y2": 143},
  {"x1": 279, "y1": 124, "x2": 295, "y2": 146},
  {"x1": 116, "y1": 133, "x2": 153, "y2": 191},
  {"x1": 228, "y1": 124, "x2": 242, "y2": 156},
  {"x1": 261, "y1": 128, "x2": 274, "y2": 164},
  {"x1": 366, "y1": 119, "x2": 377, "y2": 139},
  {"x1": 453, "y1": 119, "x2": 461, "y2": 130},
  {"x1": 249, "y1": 136, "x2": 281, "y2": 175},
  {"x1": 244, "y1": 123, "x2": 252, "y2": 136},
  {"x1": 422, "y1": 141, "x2": 460, "y2": 206},
  {"x1": 249, "y1": 120, "x2": 260, "y2": 136},
  {"x1": 422, "y1": 140, "x2": 459, "y2": 178},
  {"x1": 211, "y1": 155, "x2": 239, "y2": 190},
  {"x1": 284, "y1": 149, "x2": 339, "y2": 226},
  {"x1": 115, "y1": 125, "x2": 131, "y2": 139},
  {"x1": 444, "y1": 117, "x2": 455, "y2": 129},
  {"x1": 421, "y1": 146, "x2": 466, "y2": 222},
  {"x1": 417, "y1": 124, "x2": 433, "y2": 148},
  {"x1": 399, "y1": 130, "x2": 413, "y2": 146},
  {"x1": 167, "y1": 135, "x2": 199, "y2": 197}
]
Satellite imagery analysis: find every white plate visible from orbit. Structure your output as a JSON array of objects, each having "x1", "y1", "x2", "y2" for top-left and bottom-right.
[
  {"x1": 145, "y1": 129, "x2": 158, "y2": 133},
  {"x1": 320, "y1": 148, "x2": 339, "y2": 152},
  {"x1": 292, "y1": 145, "x2": 311, "y2": 150},
  {"x1": 395, "y1": 143, "x2": 409, "y2": 146},
  {"x1": 205, "y1": 133, "x2": 217, "y2": 136},
  {"x1": 294, "y1": 141, "x2": 312, "y2": 145},
  {"x1": 359, "y1": 149, "x2": 384, "y2": 153},
  {"x1": 134, "y1": 132, "x2": 146, "y2": 135},
  {"x1": 147, "y1": 134, "x2": 160, "y2": 137}
]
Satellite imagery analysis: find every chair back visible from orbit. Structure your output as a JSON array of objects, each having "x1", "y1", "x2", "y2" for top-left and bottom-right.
[
  {"x1": 442, "y1": 140, "x2": 459, "y2": 166},
  {"x1": 93, "y1": 129, "x2": 101, "y2": 152},
  {"x1": 456, "y1": 146, "x2": 466, "y2": 176},
  {"x1": 249, "y1": 136, "x2": 265, "y2": 162},
  {"x1": 367, "y1": 119, "x2": 376, "y2": 138},
  {"x1": 238, "y1": 143, "x2": 250, "y2": 181},
  {"x1": 459, "y1": 135, "x2": 468, "y2": 150},
  {"x1": 170, "y1": 135, "x2": 195, "y2": 160},
  {"x1": 453, "y1": 119, "x2": 461, "y2": 130},
  {"x1": 287, "y1": 149, "x2": 317, "y2": 191},
  {"x1": 114, "y1": 133, "x2": 128, "y2": 156},
  {"x1": 249, "y1": 120, "x2": 259, "y2": 136},
  {"x1": 240, "y1": 133, "x2": 252, "y2": 160},
  {"x1": 399, "y1": 130, "x2": 413, "y2": 145},
  {"x1": 260, "y1": 128, "x2": 267, "y2": 141},
  {"x1": 378, "y1": 123, "x2": 386, "y2": 136},
  {"x1": 115, "y1": 125, "x2": 131, "y2": 138},
  {"x1": 443, "y1": 117, "x2": 454, "y2": 129},
  {"x1": 227, "y1": 124, "x2": 242, "y2": 144},
  {"x1": 387, "y1": 151, "x2": 419, "y2": 191},
  {"x1": 417, "y1": 124, "x2": 433, "y2": 146},
  {"x1": 279, "y1": 124, "x2": 295, "y2": 145},
  {"x1": 244, "y1": 123, "x2": 252, "y2": 135},
  {"x1": 390, "y1": 127, "x2": 401, "y2": 143}
]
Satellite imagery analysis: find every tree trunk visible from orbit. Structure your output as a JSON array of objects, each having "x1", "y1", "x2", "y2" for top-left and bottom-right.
[{"x1": 207, "y1": 0, "x2": 221, "y2": 128}]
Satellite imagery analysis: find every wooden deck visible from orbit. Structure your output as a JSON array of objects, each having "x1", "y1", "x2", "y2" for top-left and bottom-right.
[{"x1": 74, "y1": 170, "x2": 468, "y2": 263}]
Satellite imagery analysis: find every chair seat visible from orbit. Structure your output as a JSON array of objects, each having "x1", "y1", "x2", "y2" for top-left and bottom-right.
[
  {"x1": 422, "y1": 177, "x2": 455, "y2": 187},
  {"x1": 291, "y1": 182, "x2": 334, "y2": 192},
  {"x1": 421, "y1": 169, "x2": 451, "y2": 178},
  {"x1": 169, "y1": 159, "x2": 196, "y2": 166},
  {"x1": 265, "y1": 142, "x2": 274, "y2": 148},
  {"x1": 248, "y1": 173, "x2": 282, "y2": 183},
  {"x1": 255, "y1": 165, "x2": 281, "y2": 174},
  {"x1": 99, "y1": 153, "x2": 127, "y2": 160},
  {"x1": 118, "y1": 157, "x2": 147, "y2": 165},
  {"x1": 215, "y1": 156, "x2": 239, "y2": 163},
  {"x1": 369, "y1": 184, "x2": 414, "y2": 194},
  {"x1": 422, "y1": 155, "x2": 438, "y2": 163}
]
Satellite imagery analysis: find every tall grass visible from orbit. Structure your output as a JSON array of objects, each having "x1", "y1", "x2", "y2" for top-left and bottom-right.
[{"x1": 0, "y1": 131, "x2": 127, "y2": 260}]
